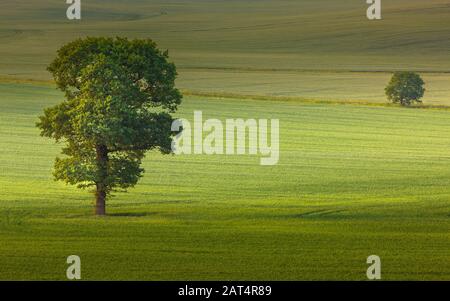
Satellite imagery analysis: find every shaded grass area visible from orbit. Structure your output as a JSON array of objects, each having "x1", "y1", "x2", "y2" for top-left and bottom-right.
[{"x1": 0, "y1": 83, "x2": 449, "y2": 280}]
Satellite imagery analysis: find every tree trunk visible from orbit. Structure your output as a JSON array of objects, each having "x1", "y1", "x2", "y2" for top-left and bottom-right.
[
  {"x1": 95, "y1": 185, "x2": 106, "y2": 215},
  {"x1": 95, "y1": 144, "x2": 108, "y2": 216}
]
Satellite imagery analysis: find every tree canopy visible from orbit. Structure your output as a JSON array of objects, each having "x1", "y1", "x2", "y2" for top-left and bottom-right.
[
  {"x1": 385, "y1": 71, "x2": 425, "y2": 106},
  {"x1": 37, "y1": 37, "x2": 182, "y2": 215}
]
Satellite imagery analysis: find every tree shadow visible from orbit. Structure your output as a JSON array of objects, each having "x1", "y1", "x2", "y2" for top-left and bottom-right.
[{"x1": 108, "y1": 212, "x2": 158, "y2": 217}]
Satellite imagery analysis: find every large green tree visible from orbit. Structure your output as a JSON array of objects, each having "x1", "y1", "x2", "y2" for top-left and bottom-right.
[{"x1": 37, "y1": 37, "x2": 182, "y2": 215}]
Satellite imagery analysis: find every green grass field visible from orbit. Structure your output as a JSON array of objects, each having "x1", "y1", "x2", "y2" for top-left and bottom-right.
[
  {"x1": 1, "y1": 82, "x2": 449, "y2": 280},
  {"x1": 1, "y1": 0, "x2": 450, "y2": 280}
]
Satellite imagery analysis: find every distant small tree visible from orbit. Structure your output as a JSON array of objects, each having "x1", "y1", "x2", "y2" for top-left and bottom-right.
[
  {"x1": 37, "y1": 37, "x2": 182, "y2": 215},
  {"x1": 385, "y1": 72, "x2": 425, "y2": 106}
]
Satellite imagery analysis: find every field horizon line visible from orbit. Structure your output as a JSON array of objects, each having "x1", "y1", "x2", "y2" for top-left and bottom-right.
[{"x1": 178, "y1": 66, "x2": 450, "y2": 74}]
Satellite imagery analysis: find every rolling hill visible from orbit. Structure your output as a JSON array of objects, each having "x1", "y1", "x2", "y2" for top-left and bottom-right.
[{"x1": 1, "y1": 0, "x2": 450, "y2": 103}]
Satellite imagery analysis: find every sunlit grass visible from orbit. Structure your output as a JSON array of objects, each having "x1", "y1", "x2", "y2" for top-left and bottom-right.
[{"x1": 0, "y1": 83, "x2": 449, "y2": 280}]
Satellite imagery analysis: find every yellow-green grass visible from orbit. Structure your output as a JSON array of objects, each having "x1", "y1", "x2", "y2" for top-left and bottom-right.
[
  {"x1": 3, "y1": 70, "x2": 450, "y2": 107},
  {"x1": 0, "y1": 82, "x2": 449, "y2": 280}
]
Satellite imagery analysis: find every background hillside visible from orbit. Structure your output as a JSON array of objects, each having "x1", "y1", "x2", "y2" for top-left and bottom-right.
[{"x1": 1, "y1": 0, "x2": 450, "y2": 103}]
